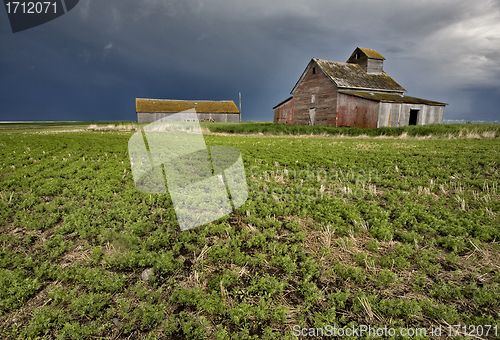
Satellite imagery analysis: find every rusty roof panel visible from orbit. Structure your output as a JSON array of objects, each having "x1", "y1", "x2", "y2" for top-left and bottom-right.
[
  {"x1": 339, "y1": 91, "x2": 448, "y2": 105},
  {"x1": 136, "y1": 99, "x2": 240, "y2": 113}
]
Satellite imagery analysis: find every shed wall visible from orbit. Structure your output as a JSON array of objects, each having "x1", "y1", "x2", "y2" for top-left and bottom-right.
[
  {"x1": 378, "y1": 102, "x2": 404, "y2": 127},
  {"x1": 389, "y1": 104, "x2": 402, "y2": 127},
  {"x1": 137, "y1": 112, "x2": 240, "y2": 123},
  {"x1": 377, "y1": 102, "x2": 445, "y2": 127},
  {"x1": 378, "y1": 102, "x2": 391, "y2": 127},
  {"x1": 426, "y1": 106, "x2": 445, "y2": 124},
  {"x1": 336, "y1": 93, "x2": 379, "y2": 128},
  {"x1": 197, "y1": 113, "x2": 240, "y2": 123},
  {"x1": 399, "y1": 104, "x2": 422, "y2": 126},
  {"x1": 273, "y1": 98, "x2": 294, "y2": 124},
  {"x1": 366, "y1": 59, "x2": 384, "y2": 75},
  {"x1": 293, "y1": 61, "x2": 338, "y2": 126}
]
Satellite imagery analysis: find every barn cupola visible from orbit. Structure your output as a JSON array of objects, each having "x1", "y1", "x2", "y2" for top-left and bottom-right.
[{"x1": 347, "y1": 47, "x2": 385, "y2": 75}]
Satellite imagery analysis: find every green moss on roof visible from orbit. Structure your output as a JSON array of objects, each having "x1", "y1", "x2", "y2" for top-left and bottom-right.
[
  {"x1": 338, "y1": 91, "x2": 448, "y2": 105},
  {"x1": 314, "y1": 59, "x2": 406, "y2": 92},
  {"x1": 136, "y1": 99, "x2": 240, "y2": 113},
  {"x1": 358, "y1": 47, "x2": 385, "y2": 60}
]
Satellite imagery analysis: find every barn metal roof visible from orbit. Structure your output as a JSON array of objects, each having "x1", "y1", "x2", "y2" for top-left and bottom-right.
[
  {"x1": 339, "y1": 91, "x2": 448, "y2": 105},
  {"x1": 314, "y1": 59, "x2": 406, "y2": 92},
  {"x1": 291, "y1": 58, "x2": 406, "y2": 94},
  {"x1": 136, "y1": 99, "x2": 240, "y2": 113}
]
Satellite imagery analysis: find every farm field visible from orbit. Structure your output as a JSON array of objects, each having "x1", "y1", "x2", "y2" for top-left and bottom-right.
[{"x1": 0, "y1": 123, "x2": 499, "y2": 339}]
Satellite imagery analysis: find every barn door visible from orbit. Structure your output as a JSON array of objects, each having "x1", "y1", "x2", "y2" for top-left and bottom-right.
[
  {"x1": 308, "y1": 108, "x2": 316, "y2": 126},
  {"x1": 409, "y1": 109, "x2": 419, "y2": 125}
]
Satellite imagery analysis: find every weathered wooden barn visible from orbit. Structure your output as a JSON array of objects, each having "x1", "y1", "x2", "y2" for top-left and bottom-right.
[
  {"x1": 136, "y1": 99, "x2": 240, "y2": 123},
  {"x1": 274, "y1": 47, "x2": 447, "y2": 128}
]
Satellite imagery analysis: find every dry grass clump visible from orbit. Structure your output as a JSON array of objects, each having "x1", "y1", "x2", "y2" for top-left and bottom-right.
[
  {"x1": 465, "y1": 131, "x2": 481, "y2": 139},
  {"x1": 481, "y1": 130, "x2": 496, "y2": 138},
  {"x1": 446, "y1": 129, "x2": 498, "y2": 139}
]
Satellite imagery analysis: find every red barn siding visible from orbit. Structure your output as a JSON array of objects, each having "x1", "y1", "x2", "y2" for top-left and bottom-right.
[
  {"x1": 337, "y1": 92, "x2": 379, "y2": 128},
  {"x1": 293, "y1": 61, "x2": 338, "y2": 126},
  {"x1": 273, "y1": 97, "x2": 294, "y2": 124}
]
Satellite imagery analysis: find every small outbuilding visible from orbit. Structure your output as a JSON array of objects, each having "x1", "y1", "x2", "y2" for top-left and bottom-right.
[
  {"x1": 136, "y1": 99, "x2": 240, "y2": 123},
  {"x1": 274, "y1": 47, "x2": 447, "y2": 128}
]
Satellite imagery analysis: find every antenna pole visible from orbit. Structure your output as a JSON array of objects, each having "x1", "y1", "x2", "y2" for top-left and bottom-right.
[{"x1": 239, "y1": 92, "x2": 242, "y2": 122}]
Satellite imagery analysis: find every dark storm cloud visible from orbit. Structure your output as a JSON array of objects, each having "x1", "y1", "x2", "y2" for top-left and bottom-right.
[{"x1": 0, "y1": 0, "x2": 499, "y2": 122}]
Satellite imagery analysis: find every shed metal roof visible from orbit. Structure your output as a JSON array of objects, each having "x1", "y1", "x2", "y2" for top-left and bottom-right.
[
  {"x1": 136, "y1": 99, "x2": 240, "y2": 113},
  {"x1": 338, "y1": 91, "x2": 448, "y2": 105}
]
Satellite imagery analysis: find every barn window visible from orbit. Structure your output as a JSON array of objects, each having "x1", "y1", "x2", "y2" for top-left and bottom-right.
[
  {"x1": 312, "y1": 67, "x2": 316, "y2": 74},
  {"x1": 311, "y1": 94, "x2": 316, "y2": 103},
  {"x1": 355, "y1": 52, "x2": 360, "y2": 59}
]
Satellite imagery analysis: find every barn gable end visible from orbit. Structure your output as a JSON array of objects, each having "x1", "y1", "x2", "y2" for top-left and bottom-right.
[{"x1": 291, "y1": 60, "x2": 338, "y2": 126}]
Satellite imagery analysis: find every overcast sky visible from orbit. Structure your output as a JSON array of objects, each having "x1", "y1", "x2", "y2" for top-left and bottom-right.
[{"x1": 1, "y1": 0, "x2": 499, "y2": 122}]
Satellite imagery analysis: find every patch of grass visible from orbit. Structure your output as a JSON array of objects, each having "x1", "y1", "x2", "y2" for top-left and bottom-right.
[
  {"x1": 0, "y1": 269, "x2": 40, "y2": 314},
  {"x1": 0, "y1": 125, "x2": 499, "y2": 338},
  {"x1": 202, "y1": 121, "x2": 500, "y2": 139}
]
